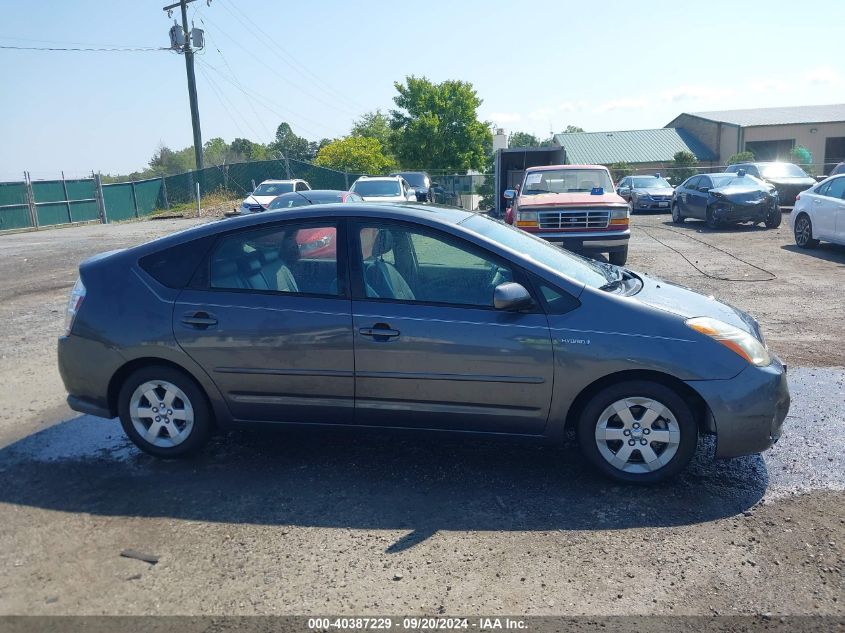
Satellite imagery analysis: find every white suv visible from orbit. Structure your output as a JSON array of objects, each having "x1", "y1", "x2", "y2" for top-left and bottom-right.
[
  {"x1": 239, "y1": 179, "x2": 310, "y2": 213},
  {"x1": 349, "y1": 176, "x2": 416, "y2": 203}
]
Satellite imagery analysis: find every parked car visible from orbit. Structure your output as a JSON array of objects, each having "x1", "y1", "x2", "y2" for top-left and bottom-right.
[
  {"x1": 672, "y1": 173, "x2": 781, "y2": 228},
  {"x1": 238, "y1": 179, "x2": 311, "y2": 213},
  {"x1": 267, "y1": 190, "x2": 363, "y2": 210},
  {"x1": 790, "y1": 173, "x2": 845, "y2": 248},
  {"x1": 503, "y1": 165, "x2": 630, "y2": 265},
  {"x1": 349, "y1": 176, "x2": 417, "y2": 203},
  {"x1": 58, "y1": 204, "x2": 789, "y2": 483},
  {"x1": 431, "y1": 183, "x2": 460, "y2": 207},
  {"x1": 390, "y1": 171, "x2": 434, "y2": 202},
  {"x1": 725, "y1": 162, "x2": 815, "y2": 207},
  {"x1": 616, "y1": 175, "x2": 674, "y2": 213}
]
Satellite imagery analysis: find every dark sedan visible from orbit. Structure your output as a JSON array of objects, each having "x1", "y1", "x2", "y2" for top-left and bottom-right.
[
  {"x1": 725, "y1": 162, "x2": 816, "y2": 207},
  {"x1": 672, "y1": 173, "x2": 781, "y2": 228},
  {"x1": 390, "y1": 171, "x2": 434, "y2": 202},
  {"x1": 58, "y1": 204, "x2": 789, "y2": 484},
  {"x1": 267, "y1": 189, "x2": 363, "y2": 209}
]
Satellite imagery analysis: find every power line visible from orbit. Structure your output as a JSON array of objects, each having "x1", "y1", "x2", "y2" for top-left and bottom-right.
[
  {"x1": 216, "y1": 0, "x2": 366, "y2": 113},
  {"x1": 0, "y1": 44, "x2": 168, "y2": 52}
]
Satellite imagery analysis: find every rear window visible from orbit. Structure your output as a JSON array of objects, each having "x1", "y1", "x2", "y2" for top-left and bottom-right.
[{"x1": 138, "y1": 236, "x2": 215, "y2": 288}]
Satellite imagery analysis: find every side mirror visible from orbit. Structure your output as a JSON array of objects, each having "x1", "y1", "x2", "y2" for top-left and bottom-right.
[
  {"x1": 494, "y1": 282, "x2": 533, "y2": 311},
  {"x1": 503, "y1": 189, "x2": 516, "y2": 200},
  {"x1": 699, "y1": 186, "x2": 711, "y2": 193},
  {"x1": 431, "y1": 181, "x2": 440, "y2": 187}
]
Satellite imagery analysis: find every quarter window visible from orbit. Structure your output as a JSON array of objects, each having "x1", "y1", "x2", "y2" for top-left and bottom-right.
[
  {"x1": 209, "y1": 223, "x2": 339, "y2": 295},
  {"x1": 825, "y1": 177, "x2": 845, "y2": 200}
]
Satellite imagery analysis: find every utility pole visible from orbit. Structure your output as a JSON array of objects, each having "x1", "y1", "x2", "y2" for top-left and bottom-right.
[{"x1": 163, "y1": 0, "x2": 205, "y2": 171}]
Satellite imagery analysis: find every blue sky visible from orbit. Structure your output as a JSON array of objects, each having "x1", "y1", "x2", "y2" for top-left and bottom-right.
[{"x1": 2, "y1": 0, "x2": 844, "y2": 179}]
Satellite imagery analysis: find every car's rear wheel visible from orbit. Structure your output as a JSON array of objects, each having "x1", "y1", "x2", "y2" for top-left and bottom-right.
[
  {"x1": 577, "y1": 380, "x2": 698, "y2": 483},
  {"x1": 671, "y1": 203, "x2": 684, "y2": 224},
  {"x1": 118, "y1": 365, "x2": 213, "y2": 458},
  {"x1": 608, "y1": 246, "x2": 628, "y2": 266},
  {"x1": 794, "y1": 213, "x2": 819, "y2": 248},
  {"x1": 764, "y1": 205, "x2": 782, "y2": 228}
]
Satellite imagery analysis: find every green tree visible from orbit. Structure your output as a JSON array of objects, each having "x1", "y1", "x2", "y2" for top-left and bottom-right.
[
  {"x1": 203, "y1": 137, "x2": 230, "y2": 166},
  {"x1": 609, "y1": 162, "x2": 633, "y2": 182},
  {"x1": 314, "y1": 136, "x2": 394, "y2": 174},
  {"x1": 509, "y1": 131, "x2": 540, "y2": 148},
  {"x1": 727, "y1": 151, "x2": 755, "y2": 165},
  {"x1": 351, "y1": 110, "x2": 393, "y2": 152},
  {"x1": 270, "y1": 122, "x2": 311, "y2": 161},
  {"x1": 230, "y1": 137, "x2": 269, "y2": 162},
  {"x1": 562, "y1": 125, "x2": 585, "y2": 133},
  {"x1": 788, "y1": 145, "x2": 815, "y2": 175},
  {"x1": 671, "y1": 150, "x2": 698, "y2": 183},
  {"x1": 390, "y1": 76, "x2": 492, "y2": 172},
  {"x1": 147, "y1": 143, "x2": 195, "y2": 175}
]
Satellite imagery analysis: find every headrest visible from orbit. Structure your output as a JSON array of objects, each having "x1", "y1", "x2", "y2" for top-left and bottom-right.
[
  {"x1": 213, "y1": 260, "x2": 238, "y2": 276},
  {"x1": 258, "y1": 249, "x2": 279, "y2": 264},
  {"x1": 372, "y1": 230, "x2": 394, "y2": 258},
  {"x1": 237, "y1": 255, "x2": 262, "y2": 274}
]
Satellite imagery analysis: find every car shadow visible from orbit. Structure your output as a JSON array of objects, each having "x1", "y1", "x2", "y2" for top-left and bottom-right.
[
  {"x1": 781, "y1": 242, "x2": 845, "y2": 266},
  {"x1": 0, "y1": 415, "x2": 768, "y2": 551},
  {"x1": 658, "y1": 219, "x2": 772, "y2": 235}
]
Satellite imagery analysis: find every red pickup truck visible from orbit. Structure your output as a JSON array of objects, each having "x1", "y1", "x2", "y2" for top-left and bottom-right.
[{"x1": 504, "y1": 164, "x2": 631, "y2": 265}]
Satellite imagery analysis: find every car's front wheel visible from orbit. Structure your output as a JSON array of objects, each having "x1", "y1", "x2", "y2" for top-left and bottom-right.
[
  {"x1": 577, "y1": 380, "x2": 698, "y2": 483},
  {"x1": 671, "y1": 203, "x2": 684, "y2": 224},
  {"x1": 764, "y1": 205, "x2": 782, "y2": 228},
  {"x1": 705, "y1": 207, "x2": 720, "y2": 229},
  {"x1": 118, "y1": 365, "x2": 213, "y2": 458}
]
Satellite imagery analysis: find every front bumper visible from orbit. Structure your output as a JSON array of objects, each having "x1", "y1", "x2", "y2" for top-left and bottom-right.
[
  {"x1": 711, "y1": 199, "x2": 776, "y2": 222},
  {"x1": 685, "y1": 355, "x2": 790, "y2": 458},
  {"x1": 527, "y1": 229, "x2": 630, "y2": 253}
]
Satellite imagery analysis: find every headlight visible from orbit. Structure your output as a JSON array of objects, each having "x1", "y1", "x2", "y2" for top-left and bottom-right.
[
  {"x1": 685, "y1": 316, "x2": 770, "y2": 367},
  {"x1": 516, "y1": 210, "x2": 538, "y2": 227},
  {"x1": 610, "y1": 206, "x2": 629, "y2": 220},
  {"x1": 638, "y1": 193, "x2": 651, "y2": 200}
]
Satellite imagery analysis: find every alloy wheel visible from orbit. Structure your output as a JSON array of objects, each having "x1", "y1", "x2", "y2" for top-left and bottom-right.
[
  {"x1": 129, "y1": 380, "x2": 195, "y2": 448},
  {"x1": 594, "y1": 397, "x2": 681, "y2": 474},
  {"x1": 795, "y1": 216, "x2": 811, "y2": 247}
]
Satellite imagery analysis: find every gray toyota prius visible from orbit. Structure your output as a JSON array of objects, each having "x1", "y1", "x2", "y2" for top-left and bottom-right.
[{"x1": 58, "y1": 204, "x2": 790, "y2": 483}]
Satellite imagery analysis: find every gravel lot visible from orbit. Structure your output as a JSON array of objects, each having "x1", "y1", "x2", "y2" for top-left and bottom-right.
[{"x1": 0, "y1": 211, "x2": 843, "y2": 618}]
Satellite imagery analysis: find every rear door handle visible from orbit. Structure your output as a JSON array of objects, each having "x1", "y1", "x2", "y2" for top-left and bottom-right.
[
  {"x1": 181, "y1": 311, "x2": 218, "y2": 329},
  {"x1": 359, "y1": 323, "x2": 400, "y2": 340}
]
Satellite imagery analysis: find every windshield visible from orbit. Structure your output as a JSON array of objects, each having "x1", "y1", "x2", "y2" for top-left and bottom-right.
[
  {"x1": 521, "y1": 169, "x2": 614, "y2": 195},
  {"x1": 758, "y1": 163, "x2": 808, "y2": 178},
  {"x1": 710, "y1": 175, "x2": 762, "y2": 189},
  {"x1": 253, "y1": 182, "x2": 294, "y2": 196},
  {"x1": 397, "y1": 173, "x2": 427, "y2": 188},
  {"x1": 632, "y1": 177, "x2": 671, "y2": 189},
  {"x1": 352, "y1": 180, "x2": 401, "y2": 197},
  {"x1": 462, "y1": 215, "x2": 612, "y2": 288}
]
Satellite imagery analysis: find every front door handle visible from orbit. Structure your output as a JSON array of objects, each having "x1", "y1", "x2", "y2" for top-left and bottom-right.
[
  {"x1": 359, "y1": 323, "x2": 400, "y2": 340},
  {"x1": 181, "y1": 311, "x2": 218, "y2": 329}
]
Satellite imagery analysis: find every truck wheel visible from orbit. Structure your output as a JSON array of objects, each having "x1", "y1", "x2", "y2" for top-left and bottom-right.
[{"x1": 609, "y1": 247, "x2": 628, "y2": 266}]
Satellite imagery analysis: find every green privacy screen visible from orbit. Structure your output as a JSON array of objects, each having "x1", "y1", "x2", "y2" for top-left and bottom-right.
[{"x1": 0, "y1": 182, "x2": 31, "y2": 230}]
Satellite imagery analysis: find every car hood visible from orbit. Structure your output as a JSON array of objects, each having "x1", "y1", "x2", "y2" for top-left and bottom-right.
[
  {"x1": 359, "y1": 195, "x2": 406, "y2": 202},
  {"x1": 711, "y1": 184, "x2": 770, "y2": 198},
  {"x1": 762, "y1": 176, "x2": 816, "y2": 187},
  {"x1": 635, "y1": 187, "x2": 674, "y2": 196},
  {"x1": 518, "y1": 191, "x2": 626, "y2": 207},
  {"x1": 242, "y1": 195, "x2": 275, "y2": 207},
  {"x1": 632, "y1": 272, "x2": 761, "y2": 338}
]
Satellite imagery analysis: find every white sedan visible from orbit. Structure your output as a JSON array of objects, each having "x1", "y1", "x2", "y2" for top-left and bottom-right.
[
  {"x1": 349, "y1": 176, "x2": 417, "y2": 203},
  {"x1": 790, "y1": 174, "x2": 845, "y2": 248}
]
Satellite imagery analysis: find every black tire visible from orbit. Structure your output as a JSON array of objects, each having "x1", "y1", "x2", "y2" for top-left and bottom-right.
[
  {"x1": 577, "y1": 380, "x2": 698, "y2": 484},
  {"x1": 794, "y1": 213, "x2": 820, "y2": 248},
  {"x1": 705, "y1": 206, "x2": 720, "y2": 229},
  {"x1": 608, "y1": 246, "x2": 628, "y2": 266},
  {"x1": 671, "y1": 203, "x2": 684, "y2": 224},
  {"x1": 764, "y1": 205, "x2": 782, "y2": 228},
  {"x1": 117, "y1": 365, "x2": 213, "y2": 458}
]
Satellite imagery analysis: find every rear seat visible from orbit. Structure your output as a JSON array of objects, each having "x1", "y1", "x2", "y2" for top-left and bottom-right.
[
  {"x1": 237, "y1": 254, "x2": 271, "y2": 290},
  {"x1": 211, "y1": 249, "x2": 300, "y2": 292}
]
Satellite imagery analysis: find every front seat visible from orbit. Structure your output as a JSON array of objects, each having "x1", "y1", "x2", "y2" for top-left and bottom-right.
[{"x1": 367, "y1": 230, "x2": 415, "y2": 300}]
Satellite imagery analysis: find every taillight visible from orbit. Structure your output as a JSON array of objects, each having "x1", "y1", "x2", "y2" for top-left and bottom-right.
[
  {"x1": 795, "y1": 194, "x2": 801, "y2": 202},
  {"x1": 65, "y1": 277, "x2": 86, "y2": 335}
]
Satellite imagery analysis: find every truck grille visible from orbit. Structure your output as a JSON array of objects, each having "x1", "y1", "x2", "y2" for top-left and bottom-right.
[{"x1": 537, "y1": 208, "x2": 610, "y2": 230}]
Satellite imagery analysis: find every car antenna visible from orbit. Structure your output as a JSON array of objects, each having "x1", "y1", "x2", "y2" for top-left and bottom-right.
[{"x1": 293, "y1": 191, "x2": 313, "y2": 205}]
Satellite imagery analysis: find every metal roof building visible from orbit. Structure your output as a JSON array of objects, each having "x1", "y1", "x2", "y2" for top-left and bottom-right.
[
  {"x1": 667, "y1": 104, "x2": 845, "y2": 173},
  {"x1": 552, "y1": 128, "x2": 716, "y2": 165}
]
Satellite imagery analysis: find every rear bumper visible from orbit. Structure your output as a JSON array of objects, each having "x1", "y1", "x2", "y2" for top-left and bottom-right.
[
  {"x1": 58, "y1": 334, "x2": 124, "y2": 419},
  {"x1": 685, "y1": 355, "x2": 790, "y2": 458},
  {"x1": 530, "y1": 229, "x2": 630, "y2": 253}
]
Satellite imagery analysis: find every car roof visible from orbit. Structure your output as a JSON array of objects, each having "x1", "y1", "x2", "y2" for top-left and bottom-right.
[
  {"x1": 355, "y1": 175, "x2": 402, "y2": 181},
  {"x1": 526, "y1": 164, "x2": 608, "y2": 172},
  {"x1": 132, "y1": 204, "x2": 477, "y2": 254},
  {"x1": 258, "y1": 179, "x2": 303, "y2": 184},
  {"x1": 274, "y1": 189, "x2": 345, "y2": 198}
]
